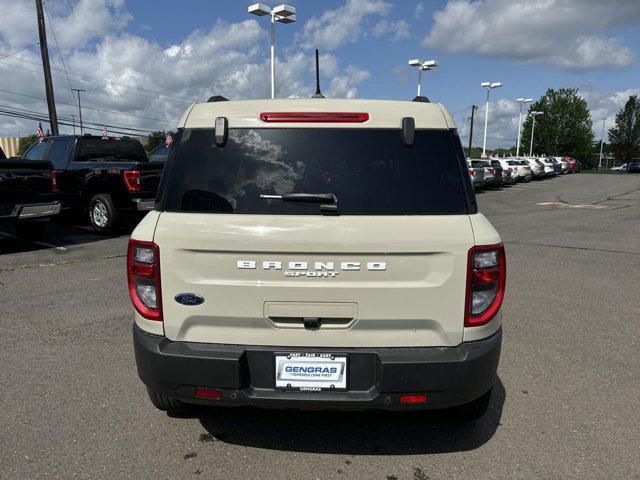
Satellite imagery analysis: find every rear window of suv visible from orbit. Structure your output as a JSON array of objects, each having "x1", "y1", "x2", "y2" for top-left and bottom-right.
[{"x1": 162, "y1": 128, "x2": 470, "y2": 215}]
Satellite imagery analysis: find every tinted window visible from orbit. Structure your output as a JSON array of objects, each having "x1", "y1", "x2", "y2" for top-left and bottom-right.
[
  {"x1": 0, "y1": 146, "x2": 5, "y2": 159},
  {"x1": 471, "y1": 160, "x2": 491, "y2": 167},
  {"x1": 75, "y1": 138, "x2": 147, "y2": 162},
  {"x1": 24, "y1": 141, "x2": 48, "y2": 160},
  {"x1": 507, "y1": 160, "x2": 517, "y2": 165},
  {"x1": 149, "y1": 145, "x2": 169, "y2": 162},
  {"x1": 164, "y1": 128, "x2": 469, "y2": 215},
  {"x1": 47, "y1": 138, "x2": 73, "y2": 169}
]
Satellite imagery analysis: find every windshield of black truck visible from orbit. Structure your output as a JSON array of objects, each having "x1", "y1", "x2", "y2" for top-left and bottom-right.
[
  {"x1": 163, "y1": 128, "x2": 469, "y2": 215},
  {"x1": 76, "y1": 138, "x2": 147, "y2": 162}
]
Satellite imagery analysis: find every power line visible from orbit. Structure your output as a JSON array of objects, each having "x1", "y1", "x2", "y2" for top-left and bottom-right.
[
  {"x1": 0, "y1": 88, "x2": 176, "y2": 124},
  {"x1": 0, "y1": 54, "x2": 196, "y2": 104},
  {"x1": 0, "y1": 42, "x2": 39, "y2": 60},
  {"x1": 0, "y1": 58, "x2": 195, "y2": 105},
  {"x1": 42, "y1": 1, "x2": 77, "y2": 112},
  {"x1": 0, "y1": 104, "x2": 157, "y2": 135}
]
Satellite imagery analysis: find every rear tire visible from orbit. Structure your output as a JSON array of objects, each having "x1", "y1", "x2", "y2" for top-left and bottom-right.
[
  {"x1": 14, "y1": 221, "x2": 47, "y2": 240},
  {"x1": 450, "y1": 387, "x2": 492, "y2": 422},
  {"x1": 88, "y1": 194, "x2": 120, "y2": 235},
  {"x1": 147, "y1": 389, "x2": 192, "y2": 416}
]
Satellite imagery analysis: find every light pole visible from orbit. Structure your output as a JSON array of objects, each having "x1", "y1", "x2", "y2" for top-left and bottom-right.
[
  {"x1": 408, "y1": 59, "x2": 438, "y2": 97},
  {"x1": 598, "y1": 118, "x2": 606, "y2": 169},
  {"x1": 480, "y1": 81, "x2": 502, "y2": 158},
  {"x1": 515, "y1": 97, "x2": 532, "y2": 157},
  {"x1": 529, "y1": 111, "x2": 543, "y2": 157},
  {"x1": 248, "y1": 3, "x2": 296, "y2": 99}
]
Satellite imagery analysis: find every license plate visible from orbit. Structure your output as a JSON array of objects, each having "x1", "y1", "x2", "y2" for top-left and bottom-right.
[{"x1": 275, "y1": 353, "x2": 347, "y2": 391}]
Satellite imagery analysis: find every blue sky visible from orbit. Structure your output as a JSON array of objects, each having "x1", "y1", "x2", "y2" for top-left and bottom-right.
[{"x1": 1, "y1": 0, "x2": 639, "y2": 147}]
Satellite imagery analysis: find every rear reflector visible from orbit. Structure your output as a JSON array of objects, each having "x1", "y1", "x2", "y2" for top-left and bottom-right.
[
  {"x1": 400, "y1": 394, "x2": 428, "y2": 404},
  {"x1": 259, "y1": 112, "x2": 369, "y2": 123},
  {"x1": 469, "y1": 168, "x2": 475, "y2": 175},
  {"x1": 195, "y1": 388, "x2": 222, "y2": 399}
]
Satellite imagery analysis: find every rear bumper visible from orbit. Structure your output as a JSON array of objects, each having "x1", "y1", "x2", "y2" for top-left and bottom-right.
[
  {"x1": 0, "y1": 201, "x2": 60, "y2": 220},
  {"x1": 132, "y1": 198, "x2": 155, "y2": 211},
  {"x1": 133, "y1": 324, "x2": 502, "y2": 410}
]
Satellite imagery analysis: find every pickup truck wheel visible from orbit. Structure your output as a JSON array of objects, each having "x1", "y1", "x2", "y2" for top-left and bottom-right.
[
  {"x1": 14, "y1": 221, "x2": 47, "y2": 240},
  {"x1": 147, "y1": 389, "x2": 192, "y2": 416},
  {"x1": 88, "y1": 194, "x2": 120, "y2": 234},
  {"x1": 450, "y1": 387, "x2": 492, "y2": 422}
]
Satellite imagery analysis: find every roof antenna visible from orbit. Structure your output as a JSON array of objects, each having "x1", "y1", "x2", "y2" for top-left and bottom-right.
[{"x1": 311, "y1": 49, "x2": 325, "y2": 98}]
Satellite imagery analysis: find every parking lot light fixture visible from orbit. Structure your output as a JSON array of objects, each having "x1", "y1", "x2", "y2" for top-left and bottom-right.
[
  {"x1": 515, "y1": 97, "x2": 533, "y2": 157},
  {"x1": 481, "y1": 81, "x2": 502, "y2": 158},
  {"x1": 408, "y1": 58, "x2": 438, "y2": 97},
  {"x1": 529, "y1": 111, "x2": 543, "y2": 157},
  {"x1": 248, "y1": 3, "x2": 296, "y2": 99}
]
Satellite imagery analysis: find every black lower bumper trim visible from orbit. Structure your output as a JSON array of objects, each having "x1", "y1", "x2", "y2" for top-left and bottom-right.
[{"x1": 133, "y1": 325, "x2": 501, "y2": 410}]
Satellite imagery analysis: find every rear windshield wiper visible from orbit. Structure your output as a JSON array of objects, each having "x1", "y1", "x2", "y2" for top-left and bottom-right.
[{"x1": 260, "y1": 193, "x2": 338, "y2": 214}]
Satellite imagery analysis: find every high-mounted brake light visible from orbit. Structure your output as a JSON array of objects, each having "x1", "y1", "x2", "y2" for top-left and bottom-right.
[
  {"x1": 127, "y1": 239, "x2": 162, "y2": 321},
  {"x1": 50, "y1": 170, "x2": 58, "y2": 193},
  {"x1": 465, "y1": 244, "x2": 506, "y2": 327},
  {"x1": 123, "y1": 170, "x2": 141, "y2": 192},
  {"x1": 259, "y1": 112, "x2": 369, "y2": 123}
]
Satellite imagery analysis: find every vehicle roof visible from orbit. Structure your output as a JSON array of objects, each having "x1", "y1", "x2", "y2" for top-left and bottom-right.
[{"x1": 179, "y1": 98, "x2": 457, "y2": 130}]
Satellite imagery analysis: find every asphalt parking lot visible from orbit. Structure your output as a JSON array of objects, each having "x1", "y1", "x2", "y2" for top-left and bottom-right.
[{"x1": 1, "y1": 174, "x2": 639, "y2": 480}]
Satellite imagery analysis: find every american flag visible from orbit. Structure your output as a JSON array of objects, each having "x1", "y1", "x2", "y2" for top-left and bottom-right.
[
  {"x1": 165, "y1": 133, "x2": 173, "y2": 148},
  {"x1": 36, "y1": 122, "x2": 44, "y2": 142},
  {"x1": 102, "y1": 125, "x2": 108, "y2": 139}
]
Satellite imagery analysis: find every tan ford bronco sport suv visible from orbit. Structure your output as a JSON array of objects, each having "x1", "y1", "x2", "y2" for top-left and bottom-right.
[{"x1": 129, "y1": 98, "x2": 505, "y2": 420}]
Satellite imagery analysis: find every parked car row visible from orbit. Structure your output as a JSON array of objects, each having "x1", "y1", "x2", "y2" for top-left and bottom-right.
[
  {"x1": 611, "y1": 162, "x2": 640, "y2": 173},
  {"x1": 0, "y1": 135, "x2": 165, "y2": 238},
  {"x1": 467, "y1": 156, "x2": 581, "y2": 189}
]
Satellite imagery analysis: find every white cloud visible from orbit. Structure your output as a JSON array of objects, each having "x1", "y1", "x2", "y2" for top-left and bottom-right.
[
  {"x1": 414, "y1": 3, "x2": 424, "y2": 19},
  {"x1": 423, "y1": 0, "x2": 639, "y2": 70},
  {"x1": 581, "y1": 87, "x2": 640, "y2": 135},
  {"x1": 373, "y1": 20, "x2": 410, "y2": 41},
  {"x1": 297, "y1": 0, "x2": 391, "y2": 51},
  {"x1": 0, "y1": 3, "x2": 371, "y2": 136}
]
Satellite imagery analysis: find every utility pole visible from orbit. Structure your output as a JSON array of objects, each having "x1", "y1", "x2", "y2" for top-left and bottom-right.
[
  {"x1": 72, "y1": 88, "x2": 85, "y2": 133},
  {"x1": 35, "y1": 0, "x2": 59, "y2": 135},
  {"x1": 71, "y1": 114, "x2": 76, "y2": 134},
  {"x1": 468, "y1": 105, "x2": 477, "y2": 158}
]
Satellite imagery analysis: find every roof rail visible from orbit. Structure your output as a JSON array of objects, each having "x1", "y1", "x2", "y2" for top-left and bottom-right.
[{"x1": 207, "y1": 95, "x2": 229, "y2": 102}]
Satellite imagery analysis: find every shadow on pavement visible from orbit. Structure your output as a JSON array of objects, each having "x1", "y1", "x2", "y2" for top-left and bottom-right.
[
  {"x1": 0, "y1": 217, "x2": 135, "y2": 255},
  {"x1": 196, "y1": 378, "x2": 505, "y2": 455}
]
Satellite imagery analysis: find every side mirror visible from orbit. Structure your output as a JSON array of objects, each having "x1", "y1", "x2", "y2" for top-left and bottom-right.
[
  {"x1": 214, "y1": 117, "x2": 228, "y2": 147},
  {"x1": 401, "y1": 117, "x2": 415, "y2": 148}
]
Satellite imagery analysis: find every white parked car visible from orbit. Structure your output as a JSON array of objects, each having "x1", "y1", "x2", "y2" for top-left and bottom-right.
[
  {"x1": 554, "y1": 157, "x2": 569, "y2": 173},
  {"x1": 501, "y1": 158, "x2": 532, "y2": 182},
  {"x1": 490, "y1": 158, "x2": 518, "y2": 184},
  {"x1": 611, "y1": 163, "x2": 627, "y2": 172},
  {"x1": 522, "y1": 157, "x2": 546, "y2": 178},
  {"x1": 539, "y1": 157, "x2": 557, "y2": 176}
]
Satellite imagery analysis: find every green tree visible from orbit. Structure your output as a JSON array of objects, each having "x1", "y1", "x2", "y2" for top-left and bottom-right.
[
  {"x1": 17, "y1": 135, "x2": 39, "y2": 156},
  {"x1": 520, "y1": 88, "x2": 594, "y2": 166},
  {"x1": 145, "y1": 130, "x2": 176, "y2": 153},
  {"x1": 608, "y1": 95, "x2": 640, "y2": 162}
]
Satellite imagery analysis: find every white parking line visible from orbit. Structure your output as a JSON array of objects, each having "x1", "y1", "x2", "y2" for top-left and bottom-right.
[
  {"x1": 535, "y1": 202, "x2": 607, "y2": 209},
  {"x1": 0, "y1": 231, "x2": 68, "y2": 251}
]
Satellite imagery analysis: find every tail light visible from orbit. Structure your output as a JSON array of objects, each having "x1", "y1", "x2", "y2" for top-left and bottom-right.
[
  {"x1": 123, "y1": 170, "x2": 141, "y2": 192},
  {"x1": 508, "y1": 167, "x2": 513, "y2": 173},
  {"x1": 465, "y1": 244, "x2": 506, "y2": 327},
  {"x1": 469, "y1": 168, "x2": 475, "y2": 175},
  {"x1": 127, "y1": 239, "x2": 162, "y2": 321},
  {"x1": 489, "y1": 168, "x2": 495, "y2": 174},
  {"x1": 259, "y1": 112, "x2": 369, "y2": 123},
  {"x1": 50, "y1": 170, "x2": 58, "y2": 193}
]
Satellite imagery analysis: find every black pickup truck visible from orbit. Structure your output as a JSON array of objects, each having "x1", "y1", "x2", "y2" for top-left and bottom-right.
[
  {"x1": 21, "y1": 135, "x2": 163, "y2": 234},
  {"x1": 1, "y1": 146, "x2": 60, "y2": 239}
]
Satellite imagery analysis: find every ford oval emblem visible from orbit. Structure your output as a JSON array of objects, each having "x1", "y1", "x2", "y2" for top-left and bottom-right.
[{"x1": 174, "y1": 293, "x2": 205, "y2": 306}]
